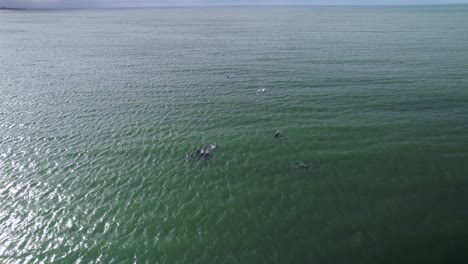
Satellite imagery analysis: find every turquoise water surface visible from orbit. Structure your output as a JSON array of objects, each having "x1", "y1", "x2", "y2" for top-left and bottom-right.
[{"x1": 1, "y1": 6, "x2": 468, "y2": 263}]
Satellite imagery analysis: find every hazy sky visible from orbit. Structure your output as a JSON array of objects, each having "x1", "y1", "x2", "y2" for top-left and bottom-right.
[{"x1": 2, "y1": 0, "x2": 468, "y2": 8}]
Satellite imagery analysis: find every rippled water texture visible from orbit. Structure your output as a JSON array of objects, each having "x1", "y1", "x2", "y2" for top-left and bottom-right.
[{"x1": 1, "y1": 6, "x2": 468, "y2": 263}]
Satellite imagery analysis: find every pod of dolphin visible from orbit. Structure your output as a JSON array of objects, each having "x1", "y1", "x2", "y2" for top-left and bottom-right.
[
  {"x1": 188, "y1": 131, "x2": 311, "y2": 173},
  {"x1": 188, "y1": 144, "x2": 219, "y2": 160},
  {"x1": 188, "y1": 79, "x2": 311, "y2": 172}
]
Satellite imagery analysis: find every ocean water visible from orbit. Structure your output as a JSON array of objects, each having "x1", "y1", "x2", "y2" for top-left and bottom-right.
[{"x1": 1, "y1": 6, "x2": 468, "y2": 263}]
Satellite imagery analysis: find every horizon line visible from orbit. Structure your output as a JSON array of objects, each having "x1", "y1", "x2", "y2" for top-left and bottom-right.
[{"x1": 2, "y1": 3, "x2": 468, "y2": 10}]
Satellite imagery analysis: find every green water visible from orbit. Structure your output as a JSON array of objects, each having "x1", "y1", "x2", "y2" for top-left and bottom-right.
[{"x1": 1, "y1": 6, "x2": 468, "y2": 263}]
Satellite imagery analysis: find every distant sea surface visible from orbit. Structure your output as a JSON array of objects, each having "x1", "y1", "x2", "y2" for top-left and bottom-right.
[{"x1": 1, "y1": 6, "x2": 468, "y2": 263}]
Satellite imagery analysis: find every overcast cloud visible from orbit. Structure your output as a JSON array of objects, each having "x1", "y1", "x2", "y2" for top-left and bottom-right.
[{"x1": 2, "y1": 0, "x2": 468, "y2": 8}]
